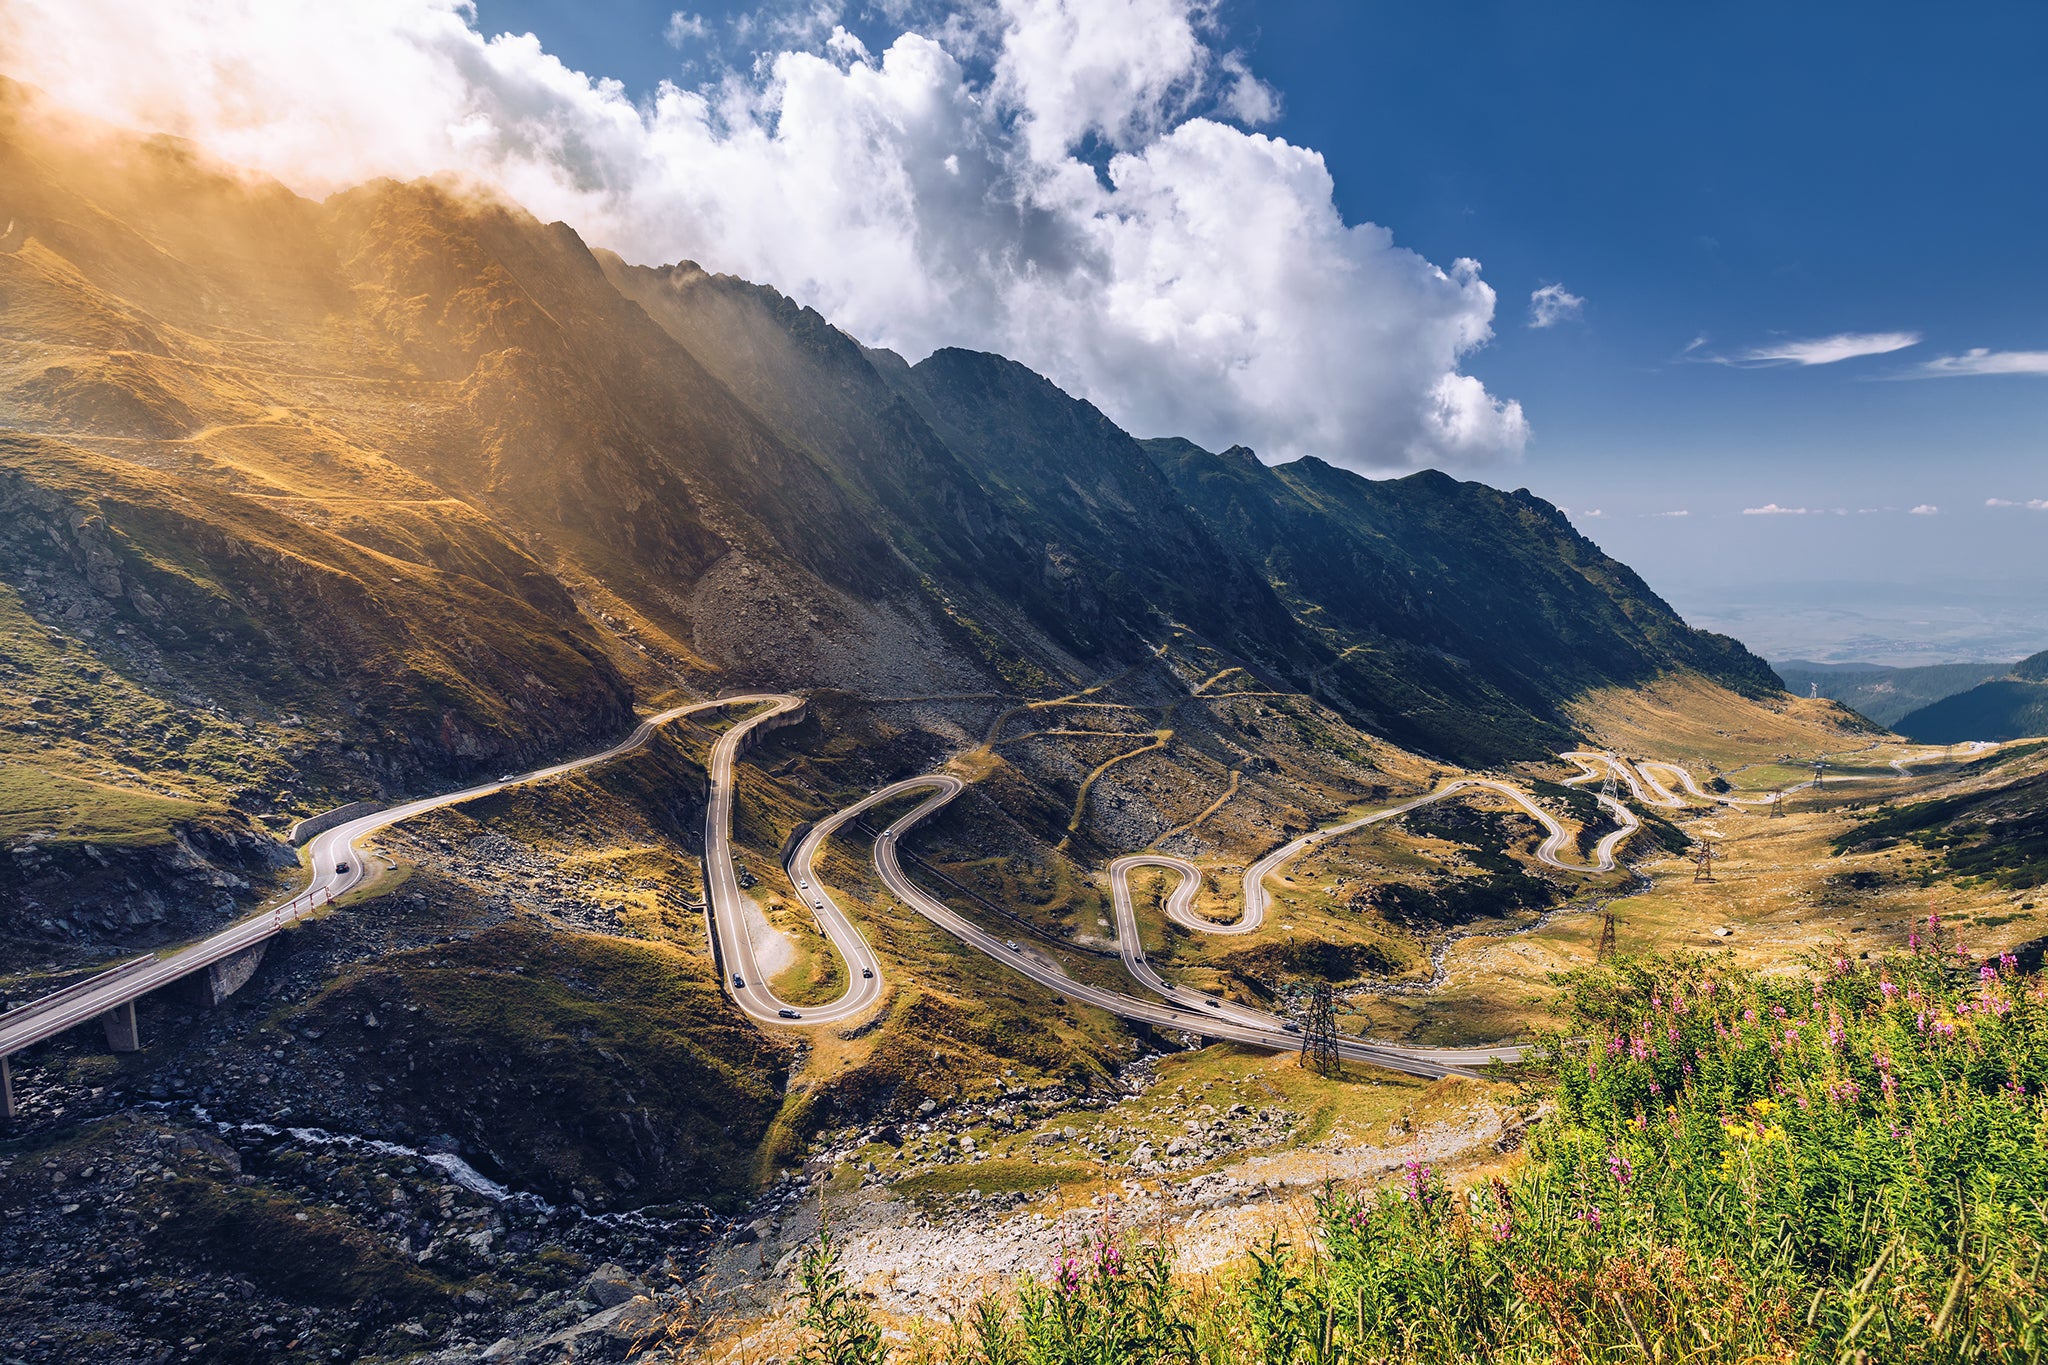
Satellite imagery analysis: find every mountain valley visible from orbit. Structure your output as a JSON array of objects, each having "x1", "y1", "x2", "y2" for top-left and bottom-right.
[{"x1": 2, "y1": 78, "x2": 2046, "y2": 1364}]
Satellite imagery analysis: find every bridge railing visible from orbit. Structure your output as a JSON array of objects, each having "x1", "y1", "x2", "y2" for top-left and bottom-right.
[{"x1": 0, "y1": 954, "x2": 157, "y2": 1023}]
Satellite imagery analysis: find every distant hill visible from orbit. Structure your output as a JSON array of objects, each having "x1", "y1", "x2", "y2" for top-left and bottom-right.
[
  {"x1": 1896, "y1": 651, "x2": 2048, "y2": 743},
  {"x1": 1774, "y1": 659, "x2": 2015, "y2": 727}
]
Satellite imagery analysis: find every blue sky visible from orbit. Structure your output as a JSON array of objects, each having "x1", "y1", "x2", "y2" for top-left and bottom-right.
[{"x1": 456, "y1": 0, "x2": 2046, "y2": 662}]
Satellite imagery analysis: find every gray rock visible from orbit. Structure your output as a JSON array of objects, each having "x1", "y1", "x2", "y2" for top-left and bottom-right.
[{"x1": 583, "y1": 1264, "x2": 643, "y2": 1309}]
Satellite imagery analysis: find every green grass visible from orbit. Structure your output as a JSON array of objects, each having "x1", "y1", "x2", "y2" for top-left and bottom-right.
[
  {"x1": 0, "y1": 761, "x2": 202, "y2": 844},
  {"x1": 894, "y1": 1159, "x2": 1098, "y2": 1201}
]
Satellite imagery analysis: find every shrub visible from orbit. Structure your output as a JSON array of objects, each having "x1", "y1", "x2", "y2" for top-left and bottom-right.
[{"x1": 780, "y1": 933, "x2": 2048, "y2": 1362}]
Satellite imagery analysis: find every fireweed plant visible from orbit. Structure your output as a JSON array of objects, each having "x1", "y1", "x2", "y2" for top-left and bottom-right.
[{"x1": 785, "y1": 933, "x2": 2048, "y2": 1363}]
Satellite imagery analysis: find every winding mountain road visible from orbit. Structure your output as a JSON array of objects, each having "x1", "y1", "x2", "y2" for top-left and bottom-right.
[
  {"x1": 1232, "y1": 769, "x2": 1641, "y2": 936},
  {"x1": 8, "y1": 690, "x2": 2003, "y2": 1092},
  {"x1": 864, "y1": 792, "x2": 1509, "y2": 1077}
]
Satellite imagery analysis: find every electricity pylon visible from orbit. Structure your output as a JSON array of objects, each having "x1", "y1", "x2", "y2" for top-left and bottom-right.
[
  {"x1": 1300, "y1": 982, "x2": 1340, "y2": 1077},
  {"x1": 1693, "y1": 842, "x2": 1719, "y2": 883},
  {"x1": 1596, "y1": 903, "x2": 1620, "y2": 961}
]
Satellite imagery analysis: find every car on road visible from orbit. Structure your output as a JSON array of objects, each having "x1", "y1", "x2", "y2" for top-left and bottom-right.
[
  {"x1": 335, "y1": 862, "x2": 350, "y2": 874},
  {"x1": 1006, "y1": 940, "x2": 1021, "y2": 952},
  {"x1": 1205, "y1": 998, "x2": 1220, "y2": 1008},
  {"x1": 861, "y1": 967, "x2": 874, "y2": 979},
  {"x1": 778, "y1": 1008, "x2": 801, "y2": 1019},
  {"x1": 732, "y1": 974, "x2": 745, "y2": 988},
  {"x1": 1282, "y1": 1022, "x2": 1302, "y2": 1033},
  {"x1": 798, "y1": 879, "x2": 810, "y2": 889},
  {"x1": 497, "y1": 774, "x2": 516, "y2": 783}
]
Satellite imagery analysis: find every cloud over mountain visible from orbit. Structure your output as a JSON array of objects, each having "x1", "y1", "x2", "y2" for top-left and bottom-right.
[{"x1": 0, "y1": 0, "x2": 1528, "y2": 471}]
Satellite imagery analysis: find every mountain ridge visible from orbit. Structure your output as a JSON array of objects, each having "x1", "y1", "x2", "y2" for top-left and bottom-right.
[
  {"x1": 1896, "y1": 649, "x2": 2048, "y2": 742},
  {"x1": 0, "y1": 73, "x2": 1787, "y2": 906}
]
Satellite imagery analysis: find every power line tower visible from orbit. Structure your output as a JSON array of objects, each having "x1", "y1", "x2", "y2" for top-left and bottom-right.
[
  {"x1": 1693, "y1": 841, "x2": 1719, "y2": 883},
  {"x1": 1595, "y1": 902, "x2": 1620, "y2": 961},
  {"x1": 1811, "y1": 757, "x2": 1829, "y2": 788},
  {"x1": 1598, "y1": 768, "x2": 1618, "y2": 804},
  {"x1": 1299, "y1": 982, "x2": 1340, "y2": 1077},
  {"x1": 1769, "y1": 789, "x2": 1786, "y2": 818}
]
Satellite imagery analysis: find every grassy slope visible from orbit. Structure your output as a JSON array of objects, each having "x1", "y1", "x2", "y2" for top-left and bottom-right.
[
  {"x1": 771, "y1": 951, "x2": 2048, "y2": 1364},
  {"x1": 293, "y1": 924, "x2": 788, "y2": 1208},
  {"x1": 1834, "y1": 742, "x2": 2048, "y2": 897},
  {"x1": 1897, "y1": 674, "x2": 2048, "y2": 744}
]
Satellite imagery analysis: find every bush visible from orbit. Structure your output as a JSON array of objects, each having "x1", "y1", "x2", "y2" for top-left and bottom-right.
[{"x1": 781, "y1": 933, "x2": 2048, "y2": 1362}]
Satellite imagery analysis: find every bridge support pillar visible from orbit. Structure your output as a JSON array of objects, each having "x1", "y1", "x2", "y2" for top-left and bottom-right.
[
  {"x1": 102, "y1": 1001, "x2": 141, "y2": 1053},
  {"x1": 2, "y1": 1055, "x2": 14, "y2": 1122},
  {"x1": 181, "y1": 943, "x2": 268, "y2": 1007}
]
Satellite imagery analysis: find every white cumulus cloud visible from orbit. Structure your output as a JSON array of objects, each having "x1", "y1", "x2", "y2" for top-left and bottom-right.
[
  {"x1": 1720, "y1": 331, "x2": 1921, "y2": 367},
  {"x1": 1652, "y1": 509, "x2": 1689, "y2": 518},
  {"x1": 0, "y1": 0, "x2": 1526, "y2": 472},
  {"x1": 1527, "y1": 283, "x2": 1584, "y2": 329},
  {"x1": 1909, "y1": 504, "x2": 1938, "y2": 515},
  {"x1": 1913, "y1": 349, "x2": 2048, "y2": 378},
  {"x1": 1742, "y1": 504, "x2": 1809, "y2": 515}
]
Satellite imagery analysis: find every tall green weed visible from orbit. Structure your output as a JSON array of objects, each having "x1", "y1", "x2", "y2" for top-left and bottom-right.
[{"x1": 785, "y1": 931, "x2": 2048, "y2": 1362}]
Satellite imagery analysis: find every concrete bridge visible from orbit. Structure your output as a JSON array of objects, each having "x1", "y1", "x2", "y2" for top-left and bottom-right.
[{"x1": 1, "y1": 934, "x2": 278, "y2": 1120}]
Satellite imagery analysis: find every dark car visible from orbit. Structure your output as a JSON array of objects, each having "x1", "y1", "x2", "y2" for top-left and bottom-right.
[
  {"x1": 1205, "y1": 998, "x2": 1220, "y2": 1008},
  {"x1": 861, "y1": 968, "x2": 874, "y2": 979},
  {"x1": 732, "y1": 973, "x2": 745, "y2": 988},
  {"x1": 778, "y1": 1008, "x2": 801, "y2": 1020},
  {"x1": 1282, "y1": 1022, "x2": 1302, "y2": 1033},
  {"x1": 335, "y1": 862, "x2": 350, "y2": 874}
]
